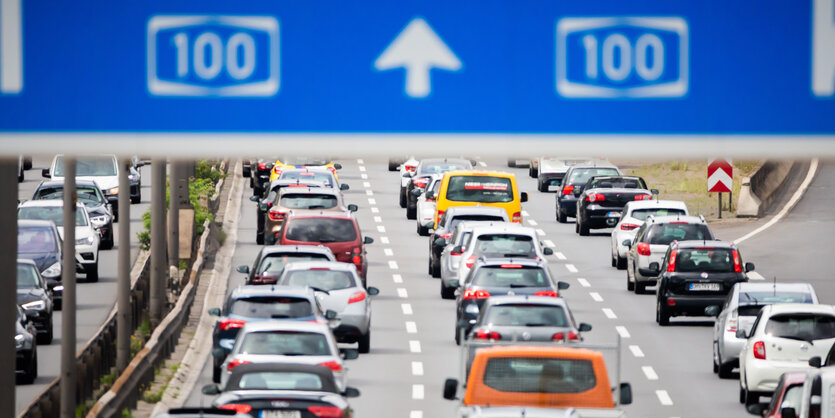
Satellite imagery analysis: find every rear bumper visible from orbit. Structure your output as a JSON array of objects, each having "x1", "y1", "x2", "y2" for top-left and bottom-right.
[
  {"x1": 660, "y1": 293, "x2": 726, "y2": 316},
  {"x1": 585, "y1": 207, "x2": 624, "y2": 228},
  {"x1": 557, "y1": 198, "x2": 577, "y2": 217},
  {"x1": 745, "y1": 360, "x2": 811, "y2": 393}
]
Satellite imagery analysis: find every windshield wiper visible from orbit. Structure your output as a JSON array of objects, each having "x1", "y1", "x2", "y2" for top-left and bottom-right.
[
  {"x1": 777, "y1": 335, "x2": 815, "y2": 345},
  {"x1": 309, "y1": 286, "x2": 331, "y2": 294}
]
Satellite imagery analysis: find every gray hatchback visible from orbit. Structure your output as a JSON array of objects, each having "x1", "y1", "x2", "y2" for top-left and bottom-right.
[{"x1": 467, "y1": 295, "x2": 591, "y2": 343}]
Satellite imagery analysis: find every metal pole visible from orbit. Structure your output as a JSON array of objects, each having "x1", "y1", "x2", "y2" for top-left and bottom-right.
[
  {"x1": 116, "y1": 157, "x2": 131, "y2": 371},
  {"x1": 168, "y1": 161, "x2": 180, "y2": 271},
  {"x1": 150, "y1": 158, "x2": 167, "y2": 328},
  {"x1": 0, "y1": 159, "x2": 18, "y2": 416},
  {"x1": 60, "y1": 156, "x2": 77, "y2": 418},
  {"x1": 718, "y1": 193, "x2": 722, "y2": 219}
]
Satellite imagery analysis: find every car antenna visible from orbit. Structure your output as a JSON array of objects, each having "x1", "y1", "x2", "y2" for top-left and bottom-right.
[{"x1": 773, "y1": 276, "x2": 777, "y2": 296}]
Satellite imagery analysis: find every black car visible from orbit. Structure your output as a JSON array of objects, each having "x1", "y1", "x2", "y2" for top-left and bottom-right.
[
  {"x1": 555, "y1": 163, "x2": 621, "y2": 223},
  {"x1": 32, "y1": 179, "x2": 115, "y2": 249},
  {"x1": 203, "y1": 363, "x2": 359, "y2": 416},
  {"x1": 649, "y1": 240, "x2": 754, "y2": 326},
  {"x1": 128, "y1": 157, "x2": 146, "y2": 204},
  {"x1": 251, "y1": 178, "x2": 326, "y2": 244},
  {"x1": 17, "y1": 259, "x2": 54, "y2": 344},
  {"x1": 452, "y1": 258, "x2": 568, "y2": 344},
  {"x1": 18, "y1": 220, "x2": 63, "y2": 309},
  {"x1": 248, "y1": 158, "x2": 277, "y2": 196},
  {"x1": 428, "y1": 206, "x2": 508, "y2": 278},
  {"x1": 15, "y1": 305, "x2": 38, "y2": 384},
  {"x1": 575, "y1": 176, "x2": 655, "y2": 236},
  {"x1": 404, "y1": 158, "x2": 473, "y2": 220}
]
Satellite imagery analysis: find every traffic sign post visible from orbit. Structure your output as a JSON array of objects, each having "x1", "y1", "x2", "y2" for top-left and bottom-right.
[{"x1": 708, "y1": 158, "x2": 733, "y2": 218}]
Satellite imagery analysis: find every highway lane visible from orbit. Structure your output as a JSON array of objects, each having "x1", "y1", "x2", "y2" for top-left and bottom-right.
[{"x1": 14, "y1": 157, "x2": 150, "y2": 414}]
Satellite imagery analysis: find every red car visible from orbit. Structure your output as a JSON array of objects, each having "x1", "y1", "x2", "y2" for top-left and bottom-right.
[
  {"x1": 278, "y1": 211, "x2": 373, "y2": 282},
  {"x1": 748, "y1": 371, "x2": 807, "y2": 417}
]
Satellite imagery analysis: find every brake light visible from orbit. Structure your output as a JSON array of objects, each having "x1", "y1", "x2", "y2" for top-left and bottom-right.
[
  {"x1": 753, "y1": 341, "x2": 766, "y2": 360},
  {"x1": 620, "y1": 223, "x2": 639, "y2": 231},
  {"x1": 552, "y1": 331, "x2": 579, "y2": 341},
  {"x1": 586, "y1": 193, "x2": 606, "y2": 202},
  {"x1": 308, "y1": 406, "x2": 344, "y2": 418},
  {"x1": 450, "y1": 249, "x2": 463, "y2": 256},
  {"x1": 413, "y1": 178, "x2": 428, "y2": 188},
  {"x1": 512, "y1": 212, "x2": 522, "y2": 223},
  {"x1": 268, "y1": 211, "x2": 285, "y2": 221},
  {"x1": 405, "y1": 165, "x2": 416, "y2": 173},
  {"x1": 439, "y1": 233, "x2": 452, "y2": 239},
  {"x1": 257, "y1": 162, "x2": 266, "y2": 171},
  {"x1": 667, "y1": 298, "x2": 676, "y2": 306},
  {"x1": 500, "y1": 264, "x2": 523, "y2": 268},
  {"x1": 266, "y1": 202, "x2": 272, "y2": 208},
  {"x1": 474, "y1": 330, "x2": 501, "y2": 340},
  {"x1": 732, "y1": 250, "x2": 742, "y2": 273},
  {"x1": 562, "y1": 185, "x2": 574, "y2": 196},
  {"x1": 218, "y1": 319, "x2": 246, "y2": 331},
  {"x1": 636, "y1": 242, "x2": 651, "y2": 256},
  {"x1": 352, "y1": 255, "x2": 362, "y2": 265},
  {"x1": 348, "y1": 291, "x2": 366, "y2": 304},
  {"x1": 220, "y1": 404, "x2": 252, "y2": 414},
  {"x1": 465, "y1": 256, "x2": 476, "y2": 269},
  {"x1": 462, "y1": 289, "x2": 491, "y2": 300},
  {"x1": 634, "y1": 194, "x2": 652, "y2": 201},
  {"x1": 534, "y1": 290, "x2": 559, "y2": 297},
  {"x1": 318, "y1": 361, "x2": 343, "y2": 372},
  {"x1": 436, "y1": 210, "x2": 445, "y2": 221},
  {"x1": 227, "y1": 359, "x2": 250, "y2": 371},
  {"x1": 667, "y1": 249, "x2": 677, "y2": 272},
  {"x1": 727, "y1": 311, "x2": 738, "y2": 333}
]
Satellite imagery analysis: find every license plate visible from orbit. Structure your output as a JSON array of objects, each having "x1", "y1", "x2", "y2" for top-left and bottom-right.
[
  {"x1": 261, "y1": 411, "x2": 301, "y2": 418},
  {"x1": 607, "y1": 211, "x2": 621, "y2": 217},
  {"x1": 689, "y1": 283, "x2": 720, "y2": 291},
  {"x1": 548, "y1": 185, "x2": 560, "y2": 191}
]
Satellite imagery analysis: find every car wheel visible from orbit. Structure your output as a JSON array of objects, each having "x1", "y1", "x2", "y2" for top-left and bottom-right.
[
  {"x1": 656, "y1": 300, "x2": 670, "y2": 326},
  {"x1": 18, "y1": 169, "x2": 23, "y2": 183},
  {"x1": 739, "y1": 383, "x2": 746, "y2": 404},
  {"x1": 38, "y1": 318, "x2": 53, "y2": 345},
  {"x1": 399, "y1": 188, "x2": 407, "y2": 208},
  {"x1": 578, "y1": 220, "x2": 589, "y2": 236},
  {"x1": 358, "y1": 330, "x2": 371, "y2": 354},
  {"x1": 101, "y1": 233, "x2": 114, "y2": 250},
  {"x1": 417, "y1": 224, "x2": 429, "y2": 236},
  {"x1": 538, "y1": 180, "x2": 547, "y2": 192},
  {"x1": 626, "y1": 270, "x2": 635, "y2": 291},
  {"x1": 557, "y1": 207, "x2": 567, "y2": 223},
  {"x1": 529, "y1": 166, "x2": 537, "y2": 178},
  {"x1": 718, "y1": 355, "x2": 734, "y2": 379},
  {"x1": 441, "y1": 282, "x2": 455, "y2": 299},
  {"x1": 635, "y1": 280, "x2": 645, "y2": 294},
  {"x1": 713, "y1": 343, "x2": 720, "y2": 374},
  {"x1": 406, "y1": 205, "x2": 417, "y2": 220},
  {"x1": 388, "y1": 160, "x2": 399, "y2": 171},
  {"x1": 455, "y1": 326, "x2": 462, "y2": 345},
  {"x1": 744, "y1": 387, "x2": 759, "y2": 406},
  {"x1": 212, "y1": 358, "x2": 222, "y2": 383},
  {"x1": 256, "y1": 232, "x2": 264, "y2": 245},
  {"x1": 54, "y1": 299, "x2": 62, "y2": 311},
  {"x1": 431, "y1": 257, "x2": 441, "y2": 278},
  {"x1": 616, "y1": 255, "x2": 627, "y2": 270},
  {"x1": 131, "y1": 192, "x2": 141, "y2": 204},
  {"x1": 86, "y1": 263, "x2": 99, "y2": 282},
  {"x1": 507, "y1": 159, "x2": 516, "y2": 168},
  {"x1": 20, "y1": 349, "x2": 37, "y2": 384}
]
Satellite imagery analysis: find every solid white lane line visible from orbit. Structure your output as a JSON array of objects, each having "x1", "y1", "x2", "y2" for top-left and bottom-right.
[
  {"x1": 397, "y1": 288, "x2": 408, "y2": 298},
  {"x1": 359, "y1": 166, "x2": 366, "y2": 172},
  {"x1": 368, "y1": 198, "x2": 376, "y2": 205},
  {"x1": 356, "y1": 159, "x2": 364, "y2": 164},
  {"x1": 370, "y1": 207, "x2": 379, "y2": 213},
  {"x1": 478, "y1": 161, "x2": 487, "y2": 167},
  {"x1": 535, "y1": 228, "x2": 546, "y2": 236},
  {"x1": 522, "y1": 210, "x2": 530, "y2": 217},
  {"x1": 388, "y1": 260, "x2": 399, "y2": 269},
  {"x1": 528, "y1": 219, "x2": 538, "y2": 226},
  {"x1": 392, "y1": 274, "x2": 403, "y2": 283},
  {"x1": 656, "y1": 390, "x2": 673, "y2": 406},
  {"x1": 409, "y1": 411, "x2": 423, "y2": 418},
  {"x1": 405, "y1": 321, "x2": 418, "y2": 333},
  {"x1": 642, "y1": 366, "x2": 659, "y2": 380},
  {"x1": 384, "y1": 248, "x2": 394, "y2": 256},
  {"x1": 590, "y1": 292, "x2": 603, "y2": 302},
  {"x1": 374, "y1": 216, "x2": 383, "y2": 223},
  {"x1": 748, "y1": 271, "x2": 765, "y2": 281},
  {"x1": 555, "y1": 252, "x2": 567, "y2": 260},
  {"x1": 363, "y1": 181, "x2": 371, "y2": 188},
  {"x1": 602, "y1": 308, "x2": 617, "y2": 319},
  {"x1": 412, "y1": 384, "x2": 425, "y2": 399},
  {"x1": 411, "y1": 361, "x2": 424, "y2": 376},
  {"x1": 565, "y1": 264, "x2": 578, "y2": 273},
  {"x1": 615, "y1": 326, "x2": 631, "y2": 338},
  {"x1": 401, "y1": 303, "x2": 413, "y2": 315},
  {"x1": 409, "y1": 340, "x2": 421, "y2": 353},
  {"x1": 380, "y1": 236, "x2": 390, "y2": 244},
  {"x1": 361, "y1": 173, "x2": 368, "y2": 180},
  {"x1": 366, "y1": 190, "x2": 374, "y2": 196},
  {"x1": 377, "y1": 225, "x2": 386, "y2": 233},
  {"x1": 543, "y1": 239, "x2": 555, "y2": 247},
  {"x1": 577, "y1": 278, "x2": 591, "y2": 287},
  {"x1": 629, "y1": 345, "x2": 645, "y2": 358}
]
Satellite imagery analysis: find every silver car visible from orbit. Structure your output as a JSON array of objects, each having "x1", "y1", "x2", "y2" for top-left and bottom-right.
[
  {"x1": 467, "y1": 296, "x2": 591, "y2": 343},
  {"x1": 609, "y1": 200, "x2": 688, "y2": 270},
  {"x1": 709, "y1": 282, "x2": 818, "y2": 378},
  {"x1": 278, "y1": 261, "x2": 378, "y2": 353},
  {"x1": 439, "y1": 220, "x2": 505, "y2": 299}
]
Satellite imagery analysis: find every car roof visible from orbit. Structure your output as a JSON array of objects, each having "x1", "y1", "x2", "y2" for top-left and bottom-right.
[
  {"x1": 470, "y1": 223, "x2": 536, "y2": 235},
  {"x1": 446, "y1": 206, "x2": 509, "y2": 217},
  {"x1": 766, "y1": 303, "x2": 835, "y2": 315},
  {"x1": 443, "y1": 169, "x2": 515, "y2": 178},
  {"x1": 280, "y1": 166, "x2": 333, "y2": 173},
  {"x1": 226, "y1": 363, "x2": 338, "y2": 393},
  {"x1": 16, "y1": 259, "x2": 38, "y2": 267},
  {"x1": 626, "y1": 200, "x2": 688, "y2": 211},
  {"x1": 18, "y1": 219, "x2": 57, "y2": 228},
  {"x1": 258, "y1": 245, "x2": 335, "y2": 257},
  {"x1": 476, "y1": 257, "x2": 545, "y2": 267},
  {"x1": 37, "y1": 179, "x2": 101, "y2": 189},
  {"x1": 19, "y1": 200, "x2": 85, "y2": 208},
  {"x1": 735, "y1": 282, "x2": 815, "y2": 293},
  {"x1": 278, "y1": 187, "x2": 339, "y2": 196},
  {"x1": 282, "y1": 260, "x2": 357, "y2": 273},
  {"x1": 286, "y1": 209, "x2": 354, "y2": 220},
  {"x1": 475, "y1": 345, "x2": 604, "y2": 361},
  {"x1": 567, "y1": 161, "x2": 618, "y2": 170},
  {"x1": 419, "y1": 157, "x2": 472, "y2": 165},
  {"x1": 646, "y1": 215, "x2": 706, "y2": 225},
  {"x1": 241, "y1": 319, "x2": 331, "y2": 333},
  {"x1": 484, "y1": 295, "x2": 568, "y2": 307},
  {"x1": 230, "y1": 285, "x2": 316, "y2": 299},
  {"x1": 455, "y1": 220, "x2": 506, "y2": 232},
  {"x1": 672, "y1": 240, "x2": 735, "y2": 249}
]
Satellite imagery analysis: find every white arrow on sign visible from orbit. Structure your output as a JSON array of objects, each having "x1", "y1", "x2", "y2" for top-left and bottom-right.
[{"x1": 374, "y1": 17, "x2": 462, "y2": 98}]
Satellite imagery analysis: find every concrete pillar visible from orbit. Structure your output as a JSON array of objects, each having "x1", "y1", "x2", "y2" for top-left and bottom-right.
[
  {"x1": 60, "y1": 156, "x2": 77, "y2": 418},
  {"x1": 168, "y1": 161, "x2": 180, "y2": 270},
  {"x1": 0, "y1": 159, "x2": 18, "y2": 416},
  {"x1": 150, "y1": 158, "x2": 167, "y2": 328},
  {"x1": 116, "y1": 158, "x2": 131, "y2": 371}
]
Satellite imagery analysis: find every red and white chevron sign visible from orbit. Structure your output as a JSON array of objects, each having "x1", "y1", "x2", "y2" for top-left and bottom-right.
[{"x1": 707, "y1": 158, "x2": 733, "y2": 193}]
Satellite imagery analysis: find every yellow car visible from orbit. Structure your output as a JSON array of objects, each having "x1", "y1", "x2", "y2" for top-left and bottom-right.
[
  {"x1": 269, "y1": 157, "x2": 341, "y2": 182},
  {"x1": 433, "y1": 170, "x2": 528, "y2": 228}
]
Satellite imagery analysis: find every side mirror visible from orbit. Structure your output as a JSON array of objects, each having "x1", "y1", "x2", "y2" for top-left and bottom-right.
[
  {"x1": 410, "y1": 188, "x2": 423, "y2": 197},
  {"x1": 212, "y1": 348, "x2": 225, "y2": 358},
  {"x1": 340, "y1": 348, "x2": 359, "y2": 360},
  {"x1": 557, "y1": 281, "x2": 570, "y2": 290},
  {"x1": 443, "y1": 378, "x2": 458, "y2": 400},
  {"x1": 342, "y1": 387, "x2": 360, "y2": 398},
  {"x1": 649, "y1": 262, "x2": 660, "y2": 272},
  {"x1": 325, "y1": 310, "x2": 338, "y2": 320},
  {"x1": 402, "y1": 172, "x2": 412, "y2": 178},
  {"x1": 780, "y1": 407, "x2": 797, "y2": 418},
  {"x1": 363, "y1": 236, "x2": 374, "y2": 245},
  {"x1": 745, "y1": 403, "x2": 768, "y2": 416},
  {"x1": 347, "y1": 204, "x2": 358, "y2": 212},
  {"x1": 745, "y1": 262, "x2": 755, "y2": 273},
  {"x1": 449, "y1": 279, "x2": 460, "y2": 288},
  {"x1": 578, "y1": 323, "x2": 592, "y2": 332},
  {"x1": 236, "y1": 265, "x2": 249, "y2": 274},
  {"x1": 433, "y1": 238, "x2": 447, "y2": 247},
  {"x1": 249, "y1": 195, "x2": 259, "y2": 202},
  {"x1": 520, "y1": 192, "x2": 528, "y2": 203},
  {"x1": 451, "y1": 246, "x2": 463, "y2": 254},
  {"x1": 619, "y1": 383, "x2": 632, "y2": 405},
  {"x1": 41, "y1": 168, "x2": 50, "y2": 178},
  {"x1": 201, "y1": 384, "x2": 221, "y2": 395},
  {"x1": 622, "y1": 239, "x2": 632, "y2": 248},
  {"x1": 208, "y1": 308, "x2": 221, "y2": 316},
  {"x1": 265, "y1": 163, "x2": 274, "y2": 170},
  {"x1": 651, "y1": 188, "x2": 659, "y2": 195},
  {"x1": 704, "y1": 305, "x2": 721, "y2": 317},
  {"x1": 333, "y1": 163, "x2": 343, "y2": 170},
  {"x1": 367, "y1": 287, "x2": 380, "y2": 296},
  {"x1": 543, "y1": 247, "x2": 554, "y2": 256},
  {"x1": 736, "y1": 329, "x2": 748, "y2": 339},
  {"x1": 809, "y1": 356, "x2": 822, "y2": 368},
  {"x1": 135, "y1": 161, "x2": 146, "y2": 168},
  {"x1": 258, "y1": 202, "x2": 268, "y2": 211},
  {"x1": 340, "y1": 184, "x2": 350, "y2": 191}
]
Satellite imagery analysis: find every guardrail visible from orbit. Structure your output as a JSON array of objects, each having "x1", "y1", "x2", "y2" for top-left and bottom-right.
[{"x1": 737, "y1": 160, "x2": 799, "y2": 217}]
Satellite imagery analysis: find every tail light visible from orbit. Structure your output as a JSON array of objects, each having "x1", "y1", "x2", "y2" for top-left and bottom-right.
[
  {"x1": 620, "y1": 223, "x2": 639, "y2": 231},
  {"x1": 450, "y1": 249, "x2": 463, "y2": 256},
  {"x1": 439, "y1": 233, "x2": 452, "y2": 239},
  {"x1": 474, "y1": 330, "x2": 501, "y2": 340},
  {"x1": 413, "y1": 178, "x2": 429, "y2": 188},
  {"x1": 257, "y1": 162, "x2": 266, "y2": 171},
  {"x1": 318, "y1": 361, "x2": 343, "y2": 372},
  {"x1": 552, "y1": 331, "x2": 579, "y2": 341},
  {"x1": 636, "y1": 242, "x2": 651, "y2": 256},
  {"x1": 727, "y1": 311, "x2": 738, "y2": 333},
  {"x1": 534, "y1": 290, "x2": 559, "y2": 297},
  {"x1": 512, "y1": 212, "x2": 522, "y2": 223},
  {"x1": 634, "y1": 194, "x2": 652, "y2": 201},
  {"x1": 732, "y1": 250, "x2": 742, "y2": 273},
  {"x1": 500, "y1": 264, "x2": 523, "y2": 268},
  {"x1": 352, "y1": 247, "x2": 362, "y2": 265},
  {"x1": 436, "y1": 209, "x2": 445, "y2": 222},
  {"x1": 220, "y1": 404, "x2": 253, "y2": 414},
  {"x1": 227, "y1": 358, "x2": 250, "y2": 371},
  {"x1": 252, "y1": 274, "x2": 276, "y2": 284},
  {"x1": 667, "y1": 249, "x2": 678, "y2": 272},
  {"x1": 308, "y1": 406, "x2": 344, "y2": 418},
  {"x1": 667, "y1": 298, "x2": 676, "y2": 306},
  {"x1": 405, "y1": 165, "x2": 416, "y2": 173},
  {"x1": 561, "y1": 185, "x2": 574, "y2": 196},
  {"x1": 753, "y1": 341, "x2": 766, "y2": 360},
  {"x1": 348, "y1": 291, "x2": 366, "y2": 304},
  {"x1": 266, "y1": 202, "x2": 273, "y2": 208},
  {"x1": 465, "y1": 256, "x2": 476, "y2": 269},
  {"x1": 268, "y1": 211, "x2": 285, "y2": 221},
  {"x1": 462, "y1": 289, "x2": 491, "y2": 300},
  {"x1": 218, "y1": 319, "x2": 246, "y2": 331},
  {"x1": 586, "y1": 193, "x2": 606, "y2": 202}
]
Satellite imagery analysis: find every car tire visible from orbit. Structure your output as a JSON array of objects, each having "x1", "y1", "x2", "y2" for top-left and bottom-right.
[
  {"x1": 455, "y1": 326, "x2": 462, "y2": 345},
  {"x1": 635, "y1": 280, "x2": 645, "y2": 294},
  {"x1": 358, "y1": 331, "x2": 371, "y2": 354},
  {"x1": 417, "y1": 224, "x2": 429, "y2": 237},
  {"x1": 131, "y1": 192, "x2": 141, "y2": 204},
  {"x1": 744, "y1": 387, "x2": 759, "y2": 406},
  {"x1": 256, "y1": 232, "x2": 264, "y2": 245},
  {"x1": 86, "y1": 263, "x2": 99, "y2": 282},
  {"x1": 656, "y1": 300, "x2": 670, "y2": 326},
  {"x1": 431, "y1": 257, "x2": 441, "y2": 278},
  {"x1": 538, "y1": 180, "x2": 548, "y2": 192},
  {"x1": 529, "y1": 166, "x2": 537, "y2": 178},
  {"x1": 18, "y1": 169, "x2": 24, "y2": 183},
  {"x1": 557, "y1": 208, "x2": 567, "y2": 224},
  {"x1": 38, "y1": 318, "x2": 53, "y2": 345},
  {"x1": 616, "y1": 255, "x2": 627, "y2": 270},
  {"x1": 441, "y1": 282, "x2": 455, "y2": 299},
  {"x1": 507, "y1": 160, "x2": 516, "y2": 168},
  {"x1": 578, "y1": 220, "x2": 589, "y2": 236},
  {"x1": 739, "y1": 383, "x2": 746, "y2": 404},
  {"x1": 23, "y1": 157, "x2": 32, "y2": 170},
  {"x1": 718, "y1": 357, "x2": 734, "y2": 379},
  {"x1": 21, "y1": 349, "x2": 37, "y2": 384},
  {"x1": 627, "y1": 271, "x2": 635, "y2": 291},
  {"x1": 406, "y1": 205, "x2": 417, "y2": 220},
  {"x1": 212, "y1": 358, "x2": 222, "y2": 383},
  {"x1": 388, "y1": 161, "x2": 399, "y2": 171},
  {"x1": 101, "y1": 232, "x2": 114, "y2": 250},
  {"x1": 399, "y1": 188, "x2": 407, "y2": 208}
]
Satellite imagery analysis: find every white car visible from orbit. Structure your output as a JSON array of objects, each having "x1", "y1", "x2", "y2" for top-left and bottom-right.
[
  {"x1": 454, "y1": 223, "x2": 552, "y2": 286},
  {"x1": 398, "y1": 156, "x2": 419, "y2": 208},
  {"x1": 18, "y1": 200, "x2": 100, "y2": 281},
  {"x1": 43, "y1": 154, "x2": 122, "y2": 221},
  {"x1": 738, "y1": 303, "x2": 835, "y2": 406},
  {"x1": 415, "y1": 174, "x2": 442, "y2": 236},
  {"x1": 535, "y1": 157, "x2": 590, "y2": 192},
  {"x1": 610, "y1": 200, "x2": 688, "y2": 270},
  {"x1": 439, "y1": 221, "x2": 502, "y2": 299}
]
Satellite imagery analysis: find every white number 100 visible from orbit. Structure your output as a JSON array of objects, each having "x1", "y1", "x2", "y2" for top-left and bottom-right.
[
  {"x1": 582, "y1": 32, "x2": 665, "y2": 82},
  {"x1": 172, "y1": 31, "x2": 256, "y2": 81}
]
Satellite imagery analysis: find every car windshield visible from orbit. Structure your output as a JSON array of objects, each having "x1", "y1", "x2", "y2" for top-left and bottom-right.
[
  {"x1": 418, "y1": 161, "x2": 470, "y2": 175},
  {"x1": 473, "y1": 234, "x2": 535, "y2": 257},
  {"x1": 483, "y1": 357, "x2": 596, "y2": 394},
  {"x1": 567, "y1": 167, "x2": 619, "y2": 185},
  {"x1": 739, "y1": 291, "x2": 815, "y2": 306},
  {"x1": 35, "y1": 186, "x2": 104, "y2": 206},
  {"x1": 256, "y1": 253, "x2": 332, "y2": 279},
  {"x1": 284, "y1": 218, "x2": 357, "y2": 243},
  {"x1": 279, "y1": 193, "x2": 339, "y2": 210},
  {"x1": 446, "y1": 215, "x2": 505, "y2": 230},
  {"x1": 281, "y1": 269, "x2": 355, "y2": 291},
  {"x1": 239, "y1": 331, "x2": 332, "y2": 356},
  {"x1": 630, "y1": 208, "x2": 686, "y2": 221},
  {"x1": 228, "y1": 297, "x2": 314, "y2": 319},
  {"x1": 446, "y1": 176, "x2": 514, "y2": 203},
  {"x1": 18, "y1": 227, "x2": 58, "y2": 253},
  {"x1": 19, "y1": 206, "x2": 88, "y2": 227},
  {"x1": 54, "y1": 156, "x2": 117, "y2": 177},
  {"x1": 485, "y1": 304, "x2": 568, "y2": 327},
  {"x1": 472, "y1": 266, "x2": 549, "y2": 288},
  {"x1": 646, "y1": 223, "x2": 711, "y2": 245},
  {"x1": 279, "y1": 171, "x2": 334, "y2": 187},
  {"x1": 673, "y1": 248, "x2": 735, "y2": 273},
  {"x1": 280, "y1": 157, "x2": 330, "y2": 166},
  {"x1": 587, "y1": 176, "x2": 647, "y2": 189},
  {"x1": 17, "y1": 264, "x2": 41, "y2": 289},
  {"x1": 765, "y1": 314, "x2": 835, "y2": 341},
  {"x1": 232, "y1": 371, "x2": 325, "y2": 391}
]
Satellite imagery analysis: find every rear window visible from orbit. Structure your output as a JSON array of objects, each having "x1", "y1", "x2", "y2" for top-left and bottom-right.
[
  {"x1": 280, "y1": 157, "x2": 330, "y2": 166},
  {"x1": 483, "y1": 357, "x2": 596, "y2": 394},
  {"x1": 485, "y1": 304, "x2": 568, "y2": 327},
  {"x1": 446, "y1": 215, "x2": 505, "y2": 230},
  {"x1": 279, "y1": 171, "x2": 334, "y2": 187},
  {"x1": 281, "y1": 269, "x2": 355, "y2": 291},
  {"x1": 19, "y1": 206, "x2": 87, "y2": 227},
  {"x1": 446, "y1": 176, "x2": 514, "y2": 203},
  {"x1": 233, "y1": 371, "x2": 324, "y2": 391},
  {"x1": 35, "y1": 186, "x2": 105, "y2": 206},
  {"x1": 285, "y1": 218, "x2": 357, "y2": 243},
  {"x1": 630, "y1": 208, "x2": 686, "y2": 221},
  {"x1": 645, "y1": 223, "x2": 711, "y2": 245},
  {"x1": 473, "y1": 234, "x2": 535, "y2": 258},
  {"x1": 55, "y1": 155, "x2": 117, "y2": 177},
  {"x1": 673, "y1": 248, "x2": 735, "y2": 273},
  {"x1": 279, "y1": 193, "x2": 338, "y2": 210},
  {"x1": 228, "y1": 297, "x2": 313, "y2": 319},
  {"x1": 17, "y1": 264, "x2": 41, "y2": 289},
  {"x1": 240, "y1": 331, "x2": 331, "y2": 356},
  {"x1": 739, "y1": 291, "x2": 815, "y2": 306},
  {"x1": 418, "y1": 162, "x2": 470, "y2": 175},
  {"x1": 567, "y1": 168, "x2": 619, "y2": 185},
  {"x1": 765, "y1": 314, "x2": 835, "y2": 341},
  {"x1": 255, "y1": 253, "x2": 331, "y2": 280},
  {"x1": 18, "y1": 227, "x2": 58, "y2": 253},
  {"x1": 472, "y1": 266, "x2": 549, "y2": 288},
  {"x1": 587, "y1": 177, "x2": 647, "y2": 189}
]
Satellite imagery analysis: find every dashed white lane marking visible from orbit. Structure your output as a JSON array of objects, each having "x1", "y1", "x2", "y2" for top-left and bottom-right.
[
  {"x1": 368, "y1": 198, "x2": 376, "y2": 205},
  {"x1": 629, "y1": 345, "x2": 645, "y2": 358},
  {"x1": 405, "y1": 321, "x2": 418, "y2": 333},
  {"x1": 397, "y1": 288, "x2": 409, "y2": 298},
  {"x1": 535, "y1": 228, "x2": 546, "y2": 236},
  {"x1": 590, "y1": 292, "x2": 603, "y2": 302},
  {"x1": 412, "y1": 384, "x2": 425, "y2": 400},
  {"x1": 377, "y1": 225, "x2": 387, "y2": 233},
  {"x1": 374, "y1": 216, "x2": 383, "y2": 223},
  {"x1": 522, "y1": 210, "x2": 529, "y2": 217},
  {"x1": 409, "y1": 340, "x2": 422, "y2": 353},
  {"x1": 363, "y1": 181, "x2": 371, "y2": 188},
  {"x1": 361, "y1": 173, "x2": 368, "y2": 180},
  {"x1": 642, "y1": 366, "x2": 659, "y2": 380},
  {"x1": 748, "y1": 271, "x2": 765, "y2": 281},
  {"x1": 555, "y1": 252, "x2": 567, "y2": 260},
  {"x1": 411, "y1": 361, "x2": 424, "y2": 376},
  {"x1": 478, "y1": 161, "x2": 487, "y2": 167},
  {"x1": 565, "y1": 264, "x2": 578, "y2": 273},
  {"x1": 392, "y1": 274, "x2": 403, "y2": 283},
  {"x1": 380, "y1": 236, "x2": 390, "y2": 244},
  {"x1": 401, "y1": 303, "x2": 413, "y2": 315},
  {"x1": 602, "y1": 308, "x2": 617, "y2": 319},
  {"x1": 656, "y1": 390, "x2": 673, "y2": 406},
  {"x1": 543, "y1": 239, "x2": 555, "y2": 247},
  {"x1": 356, "y1": 159, "x2": 364, "y2": 164},
  {"x1": 577, "y1": 278, "x2": 591, "y2": 287},
  {"x1": 359, "y1": 166, "x2": 366, "y2": 172},
  {"x1": 528, "y1": 219, "x2": 538, "y2": 226},
  {"x1": 388, "y1": 260, "x2": 399, "y2": 270},
  {"x1": 366, "y1": 189, "x2": 374, "y2": 196},
  {"x1": 615, "y1": 326, "x2": 630, "y2": 338},
  {"x1": 384, "y1": 248, "x2": 394, "y2": 256},
  {"x1": 409, "y1": 411, "x2": 423, "y2": 418},
  {"x1": 371, "y1": 207, "x2": 379, "y2": 213}
]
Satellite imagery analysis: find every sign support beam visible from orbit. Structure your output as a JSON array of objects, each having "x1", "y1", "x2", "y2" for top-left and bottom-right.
[
  {"x1": 0, "y1": 159, "x2": 17, "y2": 417},
  {"x1": 150, "y1": 158, "x2": 166, "y2": 328},
  {"x1": 116, "y1": 157, "x2": 131, "y2": 371},
  {"x1": 60, "y1": 156, "x2": 77, "y2": 418}
]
